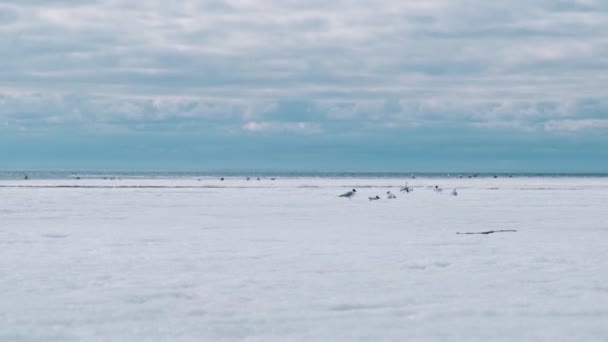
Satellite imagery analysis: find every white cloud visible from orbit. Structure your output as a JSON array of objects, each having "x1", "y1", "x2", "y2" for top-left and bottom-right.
[
  {"x1": 544, "y1": 119, "x2": 608, "y2": 131},
  {"x1": 242, "y1": 121, "x2": 321, "y2": 133},
  {"x1": 0, "y1": 0, "x2": 607, "y2": 133}
]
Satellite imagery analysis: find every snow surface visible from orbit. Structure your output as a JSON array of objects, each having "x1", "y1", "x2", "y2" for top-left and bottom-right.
[{"x1": 1, "y1": 177, "x2": 608, "y2": 341}]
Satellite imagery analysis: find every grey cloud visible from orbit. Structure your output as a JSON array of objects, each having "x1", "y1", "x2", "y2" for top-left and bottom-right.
[
  {"x1": 0, "y1": 0, "x2": 607, "y2": 134},
  {"x1": 549, "y1": 0, "x2": 608, "y2": 12},
  {"x1": 5, "y1": 91, "x2": 608, "y2": 136},
  {"x1": 0, "y1": 7, "x2": 18, "y2": 23}
]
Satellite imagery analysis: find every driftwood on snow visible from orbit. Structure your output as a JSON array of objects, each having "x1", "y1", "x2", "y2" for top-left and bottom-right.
[{"x1": 457, "y1": 229, "x2": 517, "y2": 235}]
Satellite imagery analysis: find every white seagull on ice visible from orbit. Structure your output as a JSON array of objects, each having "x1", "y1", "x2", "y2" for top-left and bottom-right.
[{"x1": 339, "y1": 189, "x2": 357, "y2": 199}]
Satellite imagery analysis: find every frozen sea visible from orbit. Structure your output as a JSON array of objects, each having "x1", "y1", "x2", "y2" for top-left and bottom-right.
[{"x1": 1, "y1": 176, "x2": 608, "y2": 341}]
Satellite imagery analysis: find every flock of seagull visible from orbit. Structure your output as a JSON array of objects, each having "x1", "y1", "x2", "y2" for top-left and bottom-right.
[
  {"x1": 20, "y1": 174, "x2": 458, "y2": 199},
  {"x1": 339, "y1": 183, "x2": 458, "y2": 201}
]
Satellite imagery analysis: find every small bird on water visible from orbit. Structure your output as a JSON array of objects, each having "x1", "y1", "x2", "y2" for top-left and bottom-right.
[
  {"x1": 451, "y1": 188, "x2": 458, "y2": 196},
  {"x1": 339, "y1": 189, "x2": 357, "y2": 199},
  {"x1": 369, "y1": 195, "x2": 380, "y2": 201},
  {"x1": 387, "y1": 191, "x2": 397, "y2": 199}
]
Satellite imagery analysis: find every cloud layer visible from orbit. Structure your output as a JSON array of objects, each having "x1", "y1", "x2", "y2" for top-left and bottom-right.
[{"x1": 1, "y1": 0, "x2": 607, "y2": 170}]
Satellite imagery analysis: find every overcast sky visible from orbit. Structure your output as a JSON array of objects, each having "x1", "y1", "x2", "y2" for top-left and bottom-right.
[{"x1": 1, "y1": 0, "x2": 607, "y2": 171}]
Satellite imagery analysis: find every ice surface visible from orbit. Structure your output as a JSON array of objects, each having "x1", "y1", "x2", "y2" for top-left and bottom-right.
[{"x1": 1, "y1": 177, "x2": 608, "y2": 341}]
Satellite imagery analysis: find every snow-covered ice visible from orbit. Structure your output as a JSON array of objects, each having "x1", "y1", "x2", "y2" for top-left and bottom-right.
[{"x1": 1, "y1": 177, "x2": 608, "y2": 341}]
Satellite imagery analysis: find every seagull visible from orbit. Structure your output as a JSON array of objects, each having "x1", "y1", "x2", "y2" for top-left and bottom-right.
[
  {"x1": 387, "y1": 191, "x2": 397, "y2": 199},
  {"x1": 451, "y1": 188, "x2": 458, "y2": 196},
  {"x1": 433, "y1": 185, "x2": 443, "y2": 193},
  {"x1": 339, "y1": 189, "x2": 357, "y2": 199},
  {"x1": 369, "y1": 195, "x2": 380, "y2": 201},
  {"x1": 400, "y1": 182, "x2": 413, "y2": 193}
]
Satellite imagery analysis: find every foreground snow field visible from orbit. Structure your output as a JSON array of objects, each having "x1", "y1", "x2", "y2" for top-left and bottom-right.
[{"x1": 1, "y1": 177, "x2": 608, "y2": 341}]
